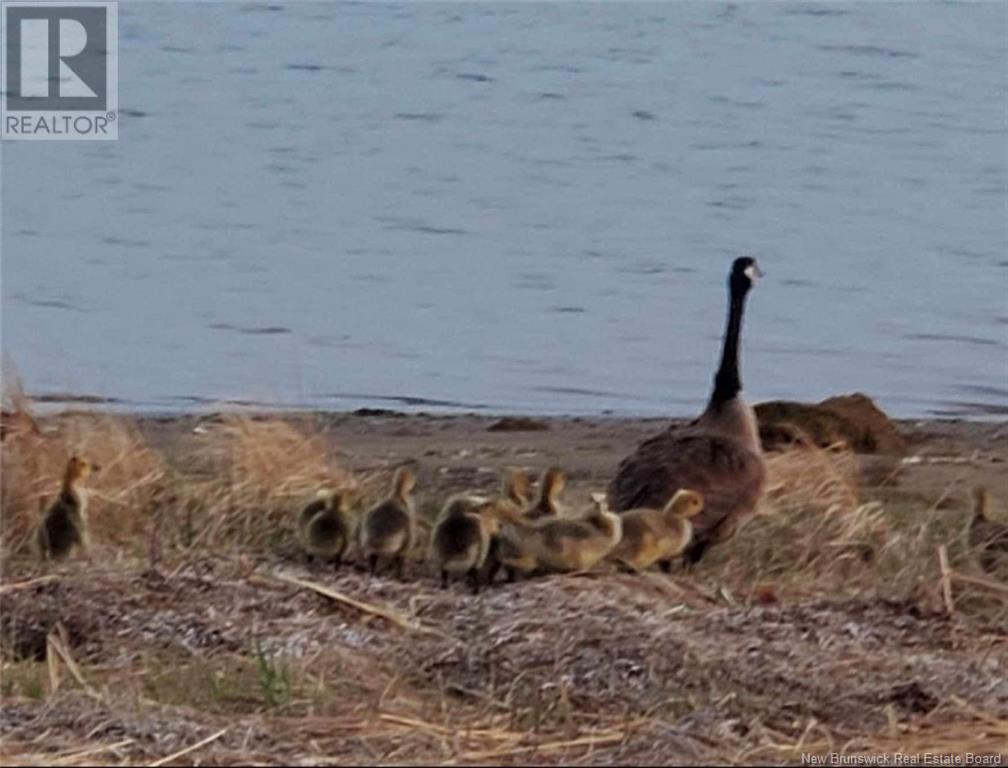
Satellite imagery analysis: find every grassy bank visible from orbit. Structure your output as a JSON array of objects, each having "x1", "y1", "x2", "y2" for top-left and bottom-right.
[{"x1": 1, "y1": 390, "x2": 1006, "y2": 764}]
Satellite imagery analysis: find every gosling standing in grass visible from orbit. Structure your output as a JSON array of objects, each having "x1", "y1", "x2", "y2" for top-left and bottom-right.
[
  {"x1": 35, "y1": 456, "x2": 99, "y2": 562},
  {"x1": 489, "y1": 467, "x2": 566, "y2": 582},
  {"x1": 359, "y1": 467, "x2": 417, "y2": 578},
  {"x1": 969, "y1": 486, "x2": 1008, "y2": 577},
  {"x1": 429, "y1": 495, "x2": 501, "y2": 594},
  {"x1": 299, "y1": 489, "x2": 356, "y2": 568},
  {"x1": 498, "y1": 494, "x2": 622, "y2": 574},
  {"x1": 607, "y1": 489, "x2": 704, "y2": 573}
]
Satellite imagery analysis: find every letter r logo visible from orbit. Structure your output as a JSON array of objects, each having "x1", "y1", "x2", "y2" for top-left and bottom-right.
[{"x1": 5, "y1": 4, "x2": 108, "y2": 110}]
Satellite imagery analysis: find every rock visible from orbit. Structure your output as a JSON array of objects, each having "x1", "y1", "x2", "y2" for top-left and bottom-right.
[
  {"x1": 487, "y1": 417, "x2": 549, "y2": 433},
  {"x1": 353, "y1": 408, "x2": 406, "y2": 418},
  {"x1": 755, "y1": 393, "x2": 906, "y2": 454}
]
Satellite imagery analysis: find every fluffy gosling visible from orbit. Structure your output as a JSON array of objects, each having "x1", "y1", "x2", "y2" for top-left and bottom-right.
[
  {"x1": 429, "y1": 495, "x2": 502, "y2": 594},
  {"x1": 490, "y1": 467, "x2": 567, "y2": 581},
  {"x1": 35, "y1": 456, "x2": 99, "y2": 562},
  {"x1": 607, "y1": 489, "x2": 705, "y2": 572},
  {"x1": 498, "y1": 494, "x2": 622, "y2": 574},
  {"x1": 359, "y1": 467, "x2": 417, "y2": 578},
  {"x1": 503, "y1": 468, "x2": 533, "y2": 508},
  {"x1": 969, "y1": 486, "x2": 1008, "y2": 577},
  {"x1": 526, "y1": 466, "x2": 565, "y2": 520},
  {"x1": 300, "y1": 488, "x2": 356, "y2": 567}
]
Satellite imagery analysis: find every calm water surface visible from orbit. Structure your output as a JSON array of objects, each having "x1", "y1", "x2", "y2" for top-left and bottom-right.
[{"x1": 3, "y1": 2, "x2": 1006, "y2": 418}]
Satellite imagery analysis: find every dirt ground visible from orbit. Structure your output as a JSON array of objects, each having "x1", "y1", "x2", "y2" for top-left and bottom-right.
[{"x1": 1, "y1": 411, "x2": 1007, "y2": 765}]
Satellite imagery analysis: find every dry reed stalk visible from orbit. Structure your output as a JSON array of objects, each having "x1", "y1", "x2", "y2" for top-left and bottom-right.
[
  {"x1": 50, "y1": 739, "x2": 135, "y2": 766},
  {"x1": 950, "y1": 570, "x2": 1008, "y2": 596},
  {"x1": 45, "y1": 623, "x2": 100, "y2": 701},
  {"x1": 452, "y1": 724, "x2": 642, "y2": 762},
  {"x1": 148, "y1": 727, "x2": 227, "y2": 767},
  {"x1": 258, "y1": 572, "x2": 447, "y2": 639},
  {"x1": 0, "y1": 574, "x2": 61, "y2": 594},
  {"x1": 937, "y1": 544, "x2": 954, "y2": 614}
]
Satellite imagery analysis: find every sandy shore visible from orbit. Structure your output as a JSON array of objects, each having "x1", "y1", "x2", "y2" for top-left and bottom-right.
[{"x1": 136, "y1": 410, "x2": 1008, "y2": 511}]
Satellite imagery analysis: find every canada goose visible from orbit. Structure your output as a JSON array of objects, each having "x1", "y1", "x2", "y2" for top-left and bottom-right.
[
  {"x1": 608, "y1": 257, "x2": 767, "y2": 564},
  {"x1": 608, "y1": 489, "x2": 704, "y2": 572},
  {"x1": 35, "y1": 456, "x2": 100, "y2": 561},
  {"x1": 429, "y1": 495, "x2": 501, "y2": 594},
  {"x1": 300, "y1": 489, "x2": 356, "y2": 567},
  {"x1": 359, "y1": 467, "x2": 417, "y2": 578},
  {"x1": 497, "y1": 496, "x2": 622, "y2": 574},
  {"x1": 969, "y1": 487, "x2": 1008, "y2": 576}
]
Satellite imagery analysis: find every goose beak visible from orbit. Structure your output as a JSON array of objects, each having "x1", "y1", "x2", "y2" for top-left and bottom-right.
[{"x1": 745, "y1": 263, "x2": 764, "y2": 281}]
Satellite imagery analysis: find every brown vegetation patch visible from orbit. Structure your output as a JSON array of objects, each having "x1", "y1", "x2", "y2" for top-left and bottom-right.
[
  {"x1": 488, "y1": 417, "x2": 550, "y2": 433},
  {"x1": 756, "y1": 393, "x2": 907, "y2": 454}
]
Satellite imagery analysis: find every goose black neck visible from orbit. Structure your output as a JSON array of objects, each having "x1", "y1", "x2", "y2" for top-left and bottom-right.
[{"x1": 708, "y1": 276, "x2": 749, "y2": 409}]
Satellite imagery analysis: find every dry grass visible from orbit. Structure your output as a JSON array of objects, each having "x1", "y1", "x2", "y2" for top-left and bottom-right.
[
  {"x1": 1, "y1": 381, "x2": 356, "y2": 561},
  {"x1": 1, "y1": 390, "x2": 1005, "y2": 765},
  {"x1": 1, "y1": 369, "x2": 166, "y2": 558},
  {"x1": 167, "y1": 414, "x2": 354, "y2": 553},
  {"x1": 700, "y1": 437, "x2": 1006, "y2": 623}
]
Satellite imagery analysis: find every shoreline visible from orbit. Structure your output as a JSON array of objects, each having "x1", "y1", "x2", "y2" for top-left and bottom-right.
[
  {"x1": 67, "y1": 407, "x2": 1008, "y2": 511},
  {"x1": 20, "y1": 387, "x2": 1008, "y2": 423},
  {"x1": 23, "y1": 400, "x2": 1008, "y2": 426}
]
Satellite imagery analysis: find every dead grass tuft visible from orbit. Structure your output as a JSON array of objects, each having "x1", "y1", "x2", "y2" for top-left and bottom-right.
[
  {"x1": 1, "y1": 406, "x2": 166, "y2": 559},
  {"x1": 168, "y1": 414, "x2": 354, "y2": 552},
  {"x1": 701, "y1": 439, "x2": 1006, "y2": 620}
]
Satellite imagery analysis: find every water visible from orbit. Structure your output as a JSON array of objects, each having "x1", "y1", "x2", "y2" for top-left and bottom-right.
[{"x1": 3, "y1": 1, "x2": 1006, "y2": 419}]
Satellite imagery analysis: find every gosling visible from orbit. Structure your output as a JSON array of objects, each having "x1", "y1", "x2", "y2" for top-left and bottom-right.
[
  {"x1": 429, "y1": 495, "x2": 501, "y2": 594},
  {"x1": 526, "y1": 466, "x2": 565, "y2": 520},
  {"x1": 300, "y1": 489, "x2": 356, "y2": 567},
  {"x1": 498, "y1": 494, "x2": 622, "y2": 574},
  {"x1": 489, "y1": 467, "x2": 566, "y2": 582},
  {"x1": 607, "y1": 489, "x2": 705, "y2": 573},
  {"x1": 503, "y1": 468, "x2": 532, "y2": 509},
  {"x1": 969, "y1": 486, "x2": 1008, "y2": 577},
  {"x1": 359, "y1": 467, "x2": 417, "y2": 578},
  {"x1": 35, "y1": 456, "x2": 99, "y2": 562}
]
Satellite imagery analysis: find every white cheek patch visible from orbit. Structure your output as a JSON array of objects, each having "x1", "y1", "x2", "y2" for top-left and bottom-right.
[{"x1": 744, "y1": 264, "x2": 760, "y2": 280}]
